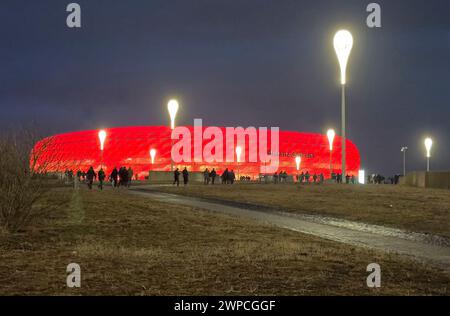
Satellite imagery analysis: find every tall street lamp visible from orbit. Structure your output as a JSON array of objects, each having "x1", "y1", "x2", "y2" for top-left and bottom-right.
[
  {"x1": 334, "y1": 30, "x2": 353, "y2": 179},
  {"x1": 149, "y1": 148, "x2": 157, "y2": 182},
  {"x1": 150, "y1": 148, "x2": 157, "y2": 165},
  {"x1": 424, "y1": 138, "x2": 433, "y2": 172},
  {"x1": 167, "y1": 99, "x2": 179, "y2": 172},
  {"x1": 236, "y1": 146, "x2": 242, "y2": 180},
  {"x1": 401, "y1": 146, "x2": 408, "y2": 176},
  {"x1": 295, "y1": 156, "x2": 301, "y2": 183},
  {"x1": 98, "y1": 130, "x2": 107, "y2": 170},
  {"x1": 327, "y1": 129, "x2": 336, "y2": 178}
]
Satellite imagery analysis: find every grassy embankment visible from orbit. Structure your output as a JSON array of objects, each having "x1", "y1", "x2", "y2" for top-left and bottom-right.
[
  {"x1": 0, "y1": 186, "x2": 449, "y2": 295},
  {"x1": 156, "y1": 183, "x2": 450, "y2": 238}
]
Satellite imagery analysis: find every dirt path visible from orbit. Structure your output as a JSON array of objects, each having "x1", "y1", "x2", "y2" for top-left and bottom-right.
[{"x1": 130, "y1": 187, "x2": 450, "y2": 271}]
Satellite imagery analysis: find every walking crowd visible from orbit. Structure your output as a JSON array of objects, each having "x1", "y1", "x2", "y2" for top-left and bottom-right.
[
  {"x1": 65, "y1": 166, "x2": 398, "y2": 189},
  {"x1": 65, "y1": 166, "x2": 134, "y2": 190},
  {"x1": 294, "y1": 171, "x2": 326, "y2": 184},
  {"x1": 172, "y1": 167, "x2": 238, "y2": 186}
]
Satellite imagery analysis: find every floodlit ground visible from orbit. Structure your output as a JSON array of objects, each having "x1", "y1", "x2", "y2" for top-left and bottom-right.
[
  {"x1": 0, "y1": 187, "x2": 449, "y2": 295},
  {"x1": 156, "y1": 183, "x2": 450, "y2": 238}
]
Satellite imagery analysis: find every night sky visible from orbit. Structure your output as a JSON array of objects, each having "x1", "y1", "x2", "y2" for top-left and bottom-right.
[{"x1": 0, "y1": 0, "x2": 449, "y2": 176}]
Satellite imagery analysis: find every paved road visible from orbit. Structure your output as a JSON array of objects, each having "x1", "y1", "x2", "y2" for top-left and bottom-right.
[{"x1": 130, "y1": 188, "x2": 450, "y2": 271}]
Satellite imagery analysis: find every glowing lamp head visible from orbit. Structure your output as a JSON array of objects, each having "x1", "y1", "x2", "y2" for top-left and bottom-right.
[
  {"x1": 98, "y1": 130, "x2": 107, "y2": 151},
  {"x1": 327, "y1": 129, "x2": 336, "y2": 151},
  {"x1": 236, "y1": 146, "x2": 242, "y2": 163},
  {"x1": 167, "y1": 99, "x2": 179, "y2": 130},
  {"x1": 425, "y1": 138, "x2": 433, "y2": 158},
  {"x1": 150, "y1": 148, "x2": 157, "y2": 164},
  {"x1": 333, "y1": 30, "x2": 353, "y2": 85},
  {"x1": 295, "y1": 156, "x2": 301, "y2": 171}
]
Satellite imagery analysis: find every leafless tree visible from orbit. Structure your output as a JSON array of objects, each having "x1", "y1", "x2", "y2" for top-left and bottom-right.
[{"x1": 0, "y1": 128, "x2": 65, "y2": 232}]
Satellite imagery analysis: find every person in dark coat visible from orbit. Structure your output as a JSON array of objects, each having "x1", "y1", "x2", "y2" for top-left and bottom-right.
[
  {"x1": 229, "y1": 170, "x2": 236, "y2": 184},
  {"x1": 203, "y1": 168, "x2": 210, "y2": 185},
  {"x1": 173, "y1": 168, "x2": 180, "y2": 187},
  {"x1": 110, "y1": 167, "x2": 119, "y2": 187},
  {"x1": 221, "y1": 168, "x2": 229, "y2": 184},
  {"x1": 182, "y1": 167, "x2": 189, "y2": 186},
  {"x1": 76, "y1": 170, "x2": 82, "y2": 181},
  {"x1": 210, "y1": 168, "x2": 217, "y2": 185},
  {"x1": 98, "y1": 168, "x2": 106, "y2": 190},
  {"x1": 273, "y1": 172, "x2": 278, "y2": 184},
  {"x1": 86, "y1": 166, "x2": 96, "y2": 190},
  {"x1": 127, "y1": 167, "x2": 133, "y2": 187},
  {"x1": 118, "y1": 167, "x2": 128, "y2": 187}
]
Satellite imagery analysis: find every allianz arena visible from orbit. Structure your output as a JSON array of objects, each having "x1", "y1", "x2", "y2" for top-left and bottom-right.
[{"x1": 33, "y1": 126, "x2": 361, "y2": 180}]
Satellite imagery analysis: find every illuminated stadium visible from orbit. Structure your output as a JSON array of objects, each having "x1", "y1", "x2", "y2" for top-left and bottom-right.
[{"x1": 33, "y1": 126, "x2": 361, "y2": 179}]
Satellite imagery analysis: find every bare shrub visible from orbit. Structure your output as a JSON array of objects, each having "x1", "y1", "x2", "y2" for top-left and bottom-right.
[{"x1": 0, "y1": 129, "x2": 60, "y2": 232}]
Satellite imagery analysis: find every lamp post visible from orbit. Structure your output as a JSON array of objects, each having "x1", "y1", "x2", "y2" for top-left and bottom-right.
[
  {"x1": 150, "y1": 148, "x2": 156, "y2": 165},
  {"x1": 98, "y1": 130, "x2": 107, "y2": 170},
  {"x1": 334, "y1": 30, "x2": 353, "y2": 179},
  {"x1": 401, "y1": 147, "x2": 408, "y2": 176},
  {"x1": 327, "y1": 129, "x2": 336, "y2": 179},
  {"x1": 149, "y1": 148, "x2": 157, "y2": 182},
  {"x1": 424, "y1": 138, "x2": 433, "y2": 172},
  {"x1": 295, "y1": 156, "x2": 301, "y2": 183},
  {"x1": 236, "y1": 146, "x2": 242, "y2": 180},
  {"x1": 167, "y1": 99, "x2": 179, "y2": 172}
]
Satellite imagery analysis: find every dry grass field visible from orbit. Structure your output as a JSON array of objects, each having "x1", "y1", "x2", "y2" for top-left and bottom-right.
[
  {"x1": 156, "y1": 183, "x2": 450, "y2": 238},
  {"x1": 0, "y1": 187, "x2": 449, "y2": 295}
]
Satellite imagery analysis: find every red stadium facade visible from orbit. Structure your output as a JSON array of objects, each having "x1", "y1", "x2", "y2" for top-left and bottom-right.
[{"x1": 33, "y1": 126, "x2": 361, "y2": 179}]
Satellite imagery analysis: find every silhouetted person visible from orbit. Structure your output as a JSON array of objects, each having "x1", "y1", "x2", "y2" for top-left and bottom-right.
[
  {"x1": 110, "y1": 167, "x2": 118, "y2": 187},
  {"x1": 319, "y1": 173, "x2": 324, "y2": 183},
  {"x1": 173, "y1": 168, "x2": 180, "y2": 187},
  {"x1": 273, "y1": 172, "x2": 278, "y2": 184},
  {"x1": 86, "y1": 166, "x2": 96, "y2": 190},
  {"x1": 305, "y1": 171, "x2": 310, "y2": 184},
  {"x1": 98, "y1": 168, "x2": 106, "y2": 190},
  {"x1": 221, "y1": 169, "x2": 229, "y2": 184},
  {"x1": 203, "y1": 168, "x2": 210, "y2": 185},
  {"x1": 182, "y1": 167, "x2": 189, "y2": 186},
  {"x1": 127, "y1": 167, "x2": 133, "y2": 187},
  {"x1": 210, "y1": 169, "x2": 217, "y2": 185},
  {"x1": 229, "y1": 170, "x2": 236, "y2": 184},
  {"x1": 118, "y1": 167, "x2": 129, "y2": 188}
]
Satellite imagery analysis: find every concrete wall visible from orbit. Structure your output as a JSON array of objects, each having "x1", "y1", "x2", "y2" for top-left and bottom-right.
[{"x1": 401, "y1": 171, "x2": 450, "y2": 189}]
